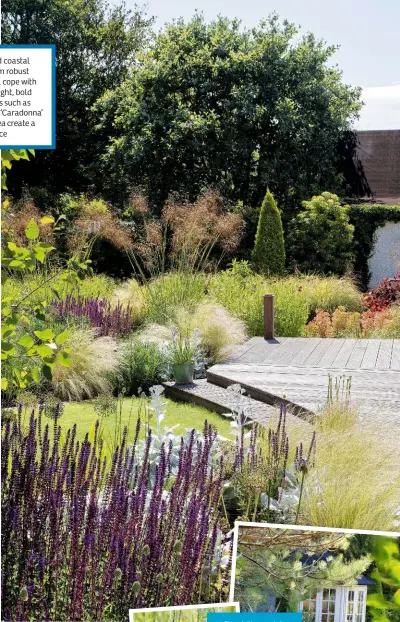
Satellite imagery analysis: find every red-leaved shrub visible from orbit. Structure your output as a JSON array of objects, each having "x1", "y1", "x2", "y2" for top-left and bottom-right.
[{"x1": 363, "y1": 272, "x2": 400, "y2": 312}]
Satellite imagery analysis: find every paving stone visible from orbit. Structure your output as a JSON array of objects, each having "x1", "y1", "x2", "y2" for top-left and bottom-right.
[{"x1": 163, "y1": 379, "x2": 314, "y2": 438}]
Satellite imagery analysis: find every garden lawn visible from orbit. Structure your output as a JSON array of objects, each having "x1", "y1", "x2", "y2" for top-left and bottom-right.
[{"x1": 52, "y1": 397, "x2": 234, "y2": 445}]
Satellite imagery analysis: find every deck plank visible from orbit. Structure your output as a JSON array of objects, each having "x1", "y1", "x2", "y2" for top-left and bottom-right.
[
  {"x1": 330, "y1": 338, "x2": 357, "y2": 368},
  {"x1": 360, "y1": 339, "x2": 381, "y2": 369},
  {"x1": 376, "y1": 340, "x2": 394, "y2": 370},
  {"x1": 318, "y1": 338, "x2": 346, "y2": 368},
  {"x1": 207, "y1": 337, "x2": 400, "y2": 431},
  {"x1": 391, "y1": 340, "x2": 400, "y2": 371},
  {"x1": 303, "y1": 338, "x2": 335, "y2": 367},
  {"x1": 261, "y1": 337, "x2": 305, "y2": 365},
  {"x1": 290, "y1": 338, "x2": 322, "y2": 366},
  {"x1": 346, "y1": 340, "x2": 369, "y2": 369}
]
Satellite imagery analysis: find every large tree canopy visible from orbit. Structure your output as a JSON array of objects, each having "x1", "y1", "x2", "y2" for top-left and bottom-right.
[
  {"x1": 1, "y1": 0, "x2": 153, "y2": 196},
  {"x1": 96, "y1": 13, "x2": 362, "y2": 216}
]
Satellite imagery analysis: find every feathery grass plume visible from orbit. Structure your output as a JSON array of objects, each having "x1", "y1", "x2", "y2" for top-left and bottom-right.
[
  {"x1": 183, "y1": 302, "x2": 248, "y2": 363},
  {"x1": 127, "y1": 190, "x2": 243, "y2": 279},
  {"x1": 1, "y1": 413, "x2": 230, "y2": 621},
  {"x1": 69, "y1": 197, "x2": 133, "y2": 259},
  {"x1": 2, "y1": 197, "x2": 55, "y2": 247},
  {"x1": 167, "y1": 302, "x2": 248, "y2": 364},
  {"x1": 134, "y1": 301, "x2": 247, "y2": 365},
  {"x1": 296, "y1": 414, "x2": 400, "y2": 530},
  {"x1": 163, "y1": 190, "x2": 243, "y2": 272},
  {"x1": 51, "y1": 328, "x2": 121, "y2": 400}
]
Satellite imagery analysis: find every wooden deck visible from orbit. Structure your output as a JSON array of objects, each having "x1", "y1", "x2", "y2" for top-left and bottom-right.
[{"x1": 207, "y1": 337, "x2": 400, "y2": 428}]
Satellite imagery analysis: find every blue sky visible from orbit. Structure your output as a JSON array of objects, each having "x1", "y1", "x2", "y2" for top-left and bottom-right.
[{"x1": 136, "y1": 0, "x2": 400, "y2": 89}]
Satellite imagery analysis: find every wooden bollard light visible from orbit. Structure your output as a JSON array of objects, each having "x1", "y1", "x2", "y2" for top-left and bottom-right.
[{"x1": 263, "y1": 294, "x2": 275, "y2": 340}]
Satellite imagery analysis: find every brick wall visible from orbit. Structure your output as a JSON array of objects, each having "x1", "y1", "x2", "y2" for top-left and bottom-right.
[{"x1": 357, "y1": 130, "x2": 400, "y2": 204}]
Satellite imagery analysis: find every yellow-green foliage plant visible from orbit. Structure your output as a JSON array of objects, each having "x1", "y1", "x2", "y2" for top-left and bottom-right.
[
  {"x1": 144, "y1": 272, "x2": 208, "y2": 324},
  {"x1": 288, "y1": 192, "x2": 355, "y2": 275},
  {"x1": 251, "y1": 189, "x2": 286, "y2": 275},
  {"x1": 3, "y1": 270, "x2": 116, "y2": 305},
  {"x1": 131, "y1": 605, "x2": 238, "y2": 622},
  {"x1": 367, "y1": 537, "x2": 400, "y2": 622}
]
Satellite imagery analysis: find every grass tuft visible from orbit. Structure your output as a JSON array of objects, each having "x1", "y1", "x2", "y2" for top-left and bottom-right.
[{"x1": 52, "y1": 328, "x2": 121, "y2": 401}]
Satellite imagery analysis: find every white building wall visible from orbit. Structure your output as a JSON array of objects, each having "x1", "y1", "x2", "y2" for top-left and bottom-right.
[{"x1": 368, "y1": 221, "x2": 400, "y2": 288}]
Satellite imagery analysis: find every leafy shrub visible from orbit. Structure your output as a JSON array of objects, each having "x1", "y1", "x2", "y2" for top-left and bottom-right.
[
  {"x1": 251, "y1": 189, "x2": 285, "y2": 275},
  {"x1": 367, "y1": 537, "x2": 400, "y2": 622},
  {"x1": 1, "y1": 412, "x2": 229, "y2": 621},
  {"x1": 306, "y1": 307, "x2": 361, "y2": 337},
  {"x1": 51, "y1": 328, "x2": 121, "y2": 400},
  {"x1": 288, "y1": 192, "x2": 354, "y2": 275},
  {"x1": 118, "y1": 339, "x2": 168, "y2": 396},
  {"x1": 1, "y1": 208, "x2": 83, "y2": 395},
  {"x1": 364, "y1": 272, "x2": 400, "y2": 311}
]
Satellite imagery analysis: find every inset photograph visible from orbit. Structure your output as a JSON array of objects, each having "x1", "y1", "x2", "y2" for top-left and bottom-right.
[
  {"x1": 231, "y1": 523, "x2": 400, "y2": 621},
  {"x1": 129, "y1": 602, "x2": 239, "y2": 621}
]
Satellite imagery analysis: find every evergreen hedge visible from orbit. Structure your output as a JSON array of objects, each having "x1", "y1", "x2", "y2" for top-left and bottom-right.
[{"x1": 349, "y1": 204, "x2": 400, "y2": 289}]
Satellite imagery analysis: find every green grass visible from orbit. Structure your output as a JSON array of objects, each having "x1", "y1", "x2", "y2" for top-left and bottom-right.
[
  {"x1": 29, "y1": 397, "x2": 234, "y2": 446},
  {"x1": 131, "y1": 606, "x2": 238, "y2": 621}
]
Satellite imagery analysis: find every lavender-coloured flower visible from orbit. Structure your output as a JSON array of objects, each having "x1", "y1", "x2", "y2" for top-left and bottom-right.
[
  {"x1": 53, "y1": 295, "x2": 135, "y2": 337},
  {"x1": 1, "y1": 397, "x2": 229, "y2": 621}
]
